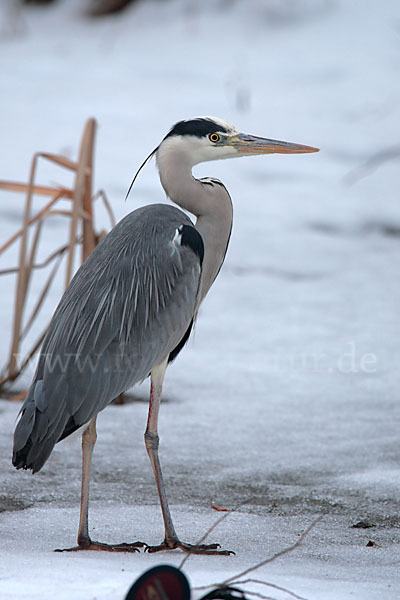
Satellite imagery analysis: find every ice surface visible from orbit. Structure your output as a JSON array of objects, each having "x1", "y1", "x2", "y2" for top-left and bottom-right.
[{"x1": 1, "y1": 0, "x2": 400, "y2": 598}]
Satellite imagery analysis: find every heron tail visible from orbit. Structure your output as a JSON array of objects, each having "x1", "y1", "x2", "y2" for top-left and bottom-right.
[{"x1": 12, "y1": 380, "x2": 67, "y2": 473}]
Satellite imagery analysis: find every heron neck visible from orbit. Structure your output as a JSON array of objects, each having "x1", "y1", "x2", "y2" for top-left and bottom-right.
[
  {"x1": 157, "y1": 146, "x2": 233, "y2": 304},
  {"x1": 157, "y1": 144, "x2": 207, "y2": 217},
  {"x1": 195, "y1": 199, "x2": 232, "y2": 304}
]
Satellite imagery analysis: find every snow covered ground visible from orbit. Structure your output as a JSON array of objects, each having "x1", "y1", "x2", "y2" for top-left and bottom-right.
[{"x1": 1, "y1": 0, "x2": 400, "y2": 598}]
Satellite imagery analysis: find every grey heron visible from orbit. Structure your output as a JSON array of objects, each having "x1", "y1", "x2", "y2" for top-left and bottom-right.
[{"x1": 12, "y1": 117, "x2": 318, "y2": 554}]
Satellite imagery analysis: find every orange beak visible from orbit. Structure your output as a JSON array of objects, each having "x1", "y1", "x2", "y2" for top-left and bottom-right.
[{"x1": 230, "y1": 133, "x2": 319, "y2": 155}]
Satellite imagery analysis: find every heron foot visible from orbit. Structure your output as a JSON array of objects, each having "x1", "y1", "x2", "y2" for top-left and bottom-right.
[
  {"x1": 55, "y1": 539, "x2": 146, "y2": 553},
  {"x1": 145, "y1": 539, "x2": 235, "y2": 555}
]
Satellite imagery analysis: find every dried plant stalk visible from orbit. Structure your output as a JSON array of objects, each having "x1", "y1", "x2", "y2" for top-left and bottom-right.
[
  {"x1": 20, "y1": 250, "x2": 64, "y2": 340},
  {"x1": 0, "y1": 240, "x2": 79, "y2": 276},
  {"x1": 8, "y1": 152, "x2": 40, "y2": 378},
  {"x1": 0, "y1": 181, "x2": 73, "y2": 198},
  {"x1": 65, "y1": 118, "x2": 96, "y2": 287},
  {"x1": 26, "y1": 219, "x2": 44, "y2": 287},
  {"x1": 38, "y1": 153, "x2": 78, "y2": 172},
  {"x1": 80, "y1": 119, "x2": 96, "y2": 262},
  {"x1": 0, "y1": 118, "x2": 102, "y2": 390},
  {"x1": 46, "y1": 208, "x2": 92, "y2": 220},
  {"x1": 0, "y1": 190, "x2": 71, "y2": 255},
  {"x1": 9, "y1": 325, "x2": 48, "y2": 385},
  {"x1": 94, "y1": 189, "x2": 116, "y2": 228}
]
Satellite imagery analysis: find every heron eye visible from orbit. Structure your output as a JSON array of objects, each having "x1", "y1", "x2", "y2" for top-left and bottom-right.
[{"x1": 209, "y1": 133, "x2": 220, "y2": 143}]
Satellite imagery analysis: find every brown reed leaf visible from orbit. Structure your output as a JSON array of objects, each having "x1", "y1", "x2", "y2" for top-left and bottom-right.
[
  {"x1": 0, "y1": 181, "x2": 73, "y2": 198},
  {"x1": 0, "y1": 190, "x2": 71, "y2": 255},
  {"x1": 39, "y1": 153, "x2": 78, "y2": 172},
  {"x1": 20, "y1": 251, "x2": 64, "y2": 340},
  {"x1": 1, "y1": 118, "x2": 101, "y2": 390}
]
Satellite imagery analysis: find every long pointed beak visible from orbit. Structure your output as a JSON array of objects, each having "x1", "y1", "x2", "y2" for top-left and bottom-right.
[{"x1": 230, "y1": 133, "x2": 319, "y2": 155}]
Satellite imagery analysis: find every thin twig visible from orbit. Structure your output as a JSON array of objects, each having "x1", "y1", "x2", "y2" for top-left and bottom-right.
[
  {"x1": 193, "y1": 517, "x2": 322, "y2": 600},
  {"x1": 178, "y1": 500, "x2": 255, "y2": 572},
  {"x1": 234, "y1": 579, "x2": 308, "y2": 600},
  {"x1": 234, "y1": 591, "x2": 274, "y2": 600},
  {"x1": 222, "y1": 517, "x2": 322, "y2": 585},
  {"x1": 178, "y1": 511, "x2": 234, "y2": 571}
]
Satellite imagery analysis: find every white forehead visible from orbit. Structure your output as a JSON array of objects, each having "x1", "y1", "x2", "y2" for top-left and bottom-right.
[{"x1": 195, "y1": 116, "x2": 240, "y2": 136}]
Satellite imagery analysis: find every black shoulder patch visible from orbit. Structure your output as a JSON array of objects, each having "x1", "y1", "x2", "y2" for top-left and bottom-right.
[
  {"x1": 168, "y1": 320, "x2": 193, "y2": 364},
  {"x1": 199, "y1": 177, "x2": 225, "y2": 188},
  {"x1": 165, "y1": 118, "x2": 227, "y2": 139},
  {"x1": 178, "y1": 225, "x2": 204, "y2": 266},
  {"x1": 209, "y1": 178, "x2": 225, "y2": 187}
]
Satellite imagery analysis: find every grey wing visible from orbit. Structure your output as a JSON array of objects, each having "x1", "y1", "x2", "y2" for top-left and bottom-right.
[{"x1": 13, "y1": 204, "x2": 203, "y2": 472}]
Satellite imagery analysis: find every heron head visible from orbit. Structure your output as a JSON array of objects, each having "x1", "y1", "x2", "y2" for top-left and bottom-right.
[
  {"x1": 160, "y1": 116, "x2": 319, "y2": 166},
  {"x1": 126, "y1": 117, "x2": 318, "y2": 200}
]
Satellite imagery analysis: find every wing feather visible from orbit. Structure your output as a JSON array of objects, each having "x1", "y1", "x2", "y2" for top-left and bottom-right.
[{"x1": 13, "y1": 204, "x2": 202, "y2": 472}]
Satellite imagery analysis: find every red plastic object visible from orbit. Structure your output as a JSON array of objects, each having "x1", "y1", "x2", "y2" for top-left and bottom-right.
[{"x1": 125, "y1": 564, "x2": 191, "y2": 600}]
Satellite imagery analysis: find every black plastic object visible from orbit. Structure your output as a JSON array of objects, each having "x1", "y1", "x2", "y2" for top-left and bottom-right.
[
  {"x1": 199, "y1": 586, "x2": 248, "y2": 599},
  {"x1": 125, "y1": 564, "x2": 191, "y2": 600}
]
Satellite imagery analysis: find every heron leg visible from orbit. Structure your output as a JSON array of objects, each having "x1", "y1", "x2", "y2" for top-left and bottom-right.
[
  {"x1": 77, "y1": 416, "x2": 97, "y2": 547},
  {"x1": 144, "y1": 360, "x2": 178, "y2": 543},
  {"x1": 55, "y1": 417, "x2": 144, "y2": 553},
  {"x1": 144, "y1": 360, "x2": 233, "y2": 556}
]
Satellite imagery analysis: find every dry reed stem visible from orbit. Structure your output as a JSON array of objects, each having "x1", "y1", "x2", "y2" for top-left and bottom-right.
[
  {"x1": 80, "y1": 119, "x2": 96, "y2": 262},
  {"x1": 8, "y1": 152, "x2": 40, "y2": 378},
  {"x1": 0, "y1": 252, "x2": 65, "y2": 388},
  {"x1": 8, "y1": 390, "x2": 28, "y2": 402},
  {"x1": 66, "y1": 179, "x2": 82, "y2": 288},
  {"x1": 0, "y1": 239, "x2": 77, "y2": 276},
  {"x1": 66, "y1": 118, "x2": 96, "y2": 286},
  {"x1": 94, "y1": 189, "x2": 116, "y2": 228},
  {"x1": 26, "y1": 219, "x2": 43, "y2": 292},
  {"x1": 0, "y1": 181, "x2": 73, "y2": 198},
  {"x1": 0, "y1": 325, "x2": 47, "y2": 388},
  {"x1": 1, "y1": 118, "x2": 101, "y2": 390},
  {"x1": 7, "y1": 152, "x2": 77, "y2": 378},
  {"x1": 14, "y1": 326, "x2": 48, "y2": 379},
  {"x1": 47, "y1": 208, "x2": 92, "y2": 220},
  {"x1": 0, "y1": 190, "x2": 70, "y2": 255},
  {"x1": 20, "y1": 252, "x2": 64, "y2": 340},
  {"x1": 38, "y1": 153, "x2": 78, "y2": 171}
]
